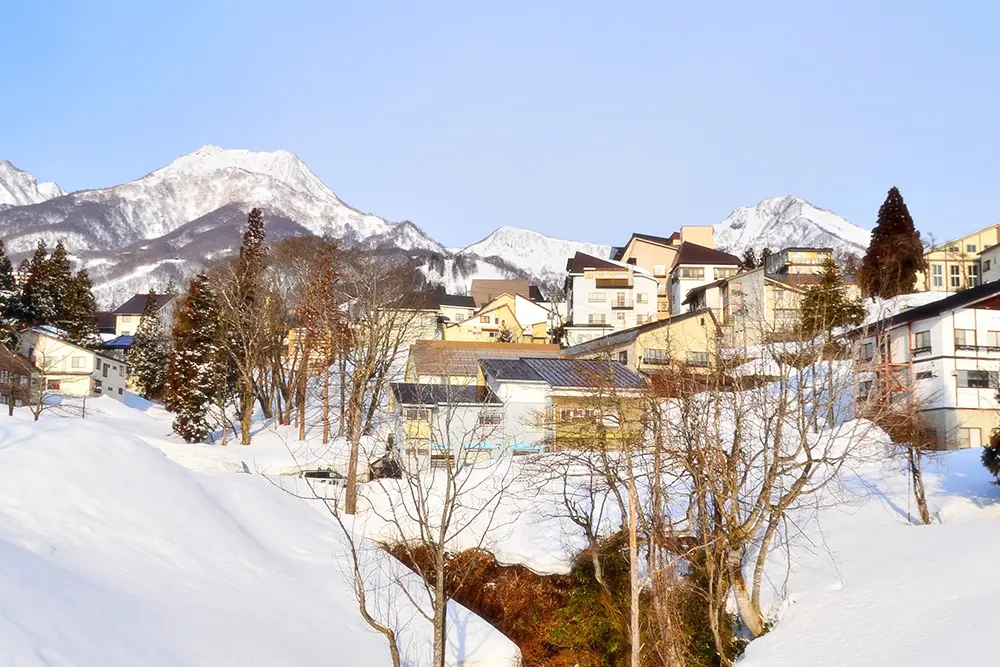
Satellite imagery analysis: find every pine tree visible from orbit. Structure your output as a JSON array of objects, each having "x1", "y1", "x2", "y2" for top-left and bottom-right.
[
  {"x1": 983, "y1": 429, "x2": 1000, "y2": 483},
  {"x1": 60, "y1": 269, "x2": 101, "y2": 347},
  {"x1": 859, "y1": 187, "x2": 925, "y2": 298},
  {"x1": 799, "y1": 258, "x2": 867, "y2": 338},
  {"x1": 47, "y1": 241, "x2": 74, "y2": 318},
  {"x1": 239, "y1": 207, "x2": 266, "y2": 280},
  {"x1": 167, "y1": 274, "x2": 224, "y2": 442},
  {"x1": 0, "y1": 240, "x2": 19, "y2": 348},
  {"x1": 740, "y1": 247, "x2": 758, "y2": 270},
  {"x1": 21, "y1": 241, "x2": 55, "y2": 326},
  {"x1": 759, "y1": 247, "x2": 773, "y2": 270},
  {"x1": 127, "y1": 290, "x2": 171, "y2": 400}
]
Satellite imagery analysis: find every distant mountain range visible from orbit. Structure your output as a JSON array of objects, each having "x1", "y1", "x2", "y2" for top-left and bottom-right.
[{"x1": 0, "y1": 148, "x2": 871, "y2": 305}]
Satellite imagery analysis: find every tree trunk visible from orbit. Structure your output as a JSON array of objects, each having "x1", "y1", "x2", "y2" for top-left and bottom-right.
[
  {"x1": 432, "y1": 548, "x2": 449, "y2": 667},
  {"x1": 628, "y1": 475, "x2": 642, "y2": 667},
  {"x1": 908, "y1": 446, "x2": 932, "y2": 524},
  {"x1": 344, "y1": 388, "x2": 363, "y2": 515},
  {"x1": 298, "y1": 356, "x2": 308, "y2": 441},
  {"x1": 323, "y1": 359, "x2": 331, "y2": 444},
  {"x1": 240, "y1": 374, "x2": 253, "y2": 446},
  {"x1": 338, "y1": 354, "x2": 347, "y2": 437},
  {"x1": 729, "y1": 550, "x2": 764, "y2": 637}
]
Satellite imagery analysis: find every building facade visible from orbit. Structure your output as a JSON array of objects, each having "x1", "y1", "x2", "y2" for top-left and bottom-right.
[
  {"x1": 18, "y1": 329, "x2": 128, "y2": 402},
  {"x1": 919, "y1": 224, "x2": 999, "y2": 293},
  {"x1": 667, "y1": 242, "x2": 741, "y2": 316},
  {"x1": 564, "y1": 252, "x2": 659, "y2": 347}
]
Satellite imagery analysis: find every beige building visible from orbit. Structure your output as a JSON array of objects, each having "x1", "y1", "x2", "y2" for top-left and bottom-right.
[
  {"x1": 610, "y1": 226, "x2": 715, "y2": 316},
  {"x1": 112, "y1": 293, "x2": 177, "y2": 337},
  {"x1": 764, "y1": 247, "x2": 834, "y2": 275},
  {"x1": 18, "y1": 328, "x2": 128, "y2": 401},
  {"x1": 444, "y1": 293, "x2": 553, "y2": 344},
  {"x1": 563, "y1": 308, "x2": 721, "y2": 374},
  {"x1": 919, "y1": 224, "x2": 999, "y2": 292}
]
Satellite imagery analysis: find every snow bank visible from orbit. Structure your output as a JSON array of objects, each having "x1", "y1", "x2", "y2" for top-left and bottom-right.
[{"x1": 0, "y1": 419, "x2": 518, "y2": 666}]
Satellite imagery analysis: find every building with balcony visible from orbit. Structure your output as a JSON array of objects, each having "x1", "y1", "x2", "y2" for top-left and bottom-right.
[
  {"x1": 562, "y1": 308, "x2": 720, "y2": 374},
  {"x1": 764, "y1": 247, "x2": 834, "y2": 275},
  {"x1": 667, "y1": 242, "x2": 741, "y2": 315},
  {"x1": 610, "y1": 227, "x2": 716, "y2": 315},
  {"x1": 563, "y1": 252, "x2": 659, "y2": 347},
  {"x1": 918, "y1": 223, "x2": 999, "y2": 292},
  {"x1": 850, "y1": 280, "x2": 1000, "y2": 448}
]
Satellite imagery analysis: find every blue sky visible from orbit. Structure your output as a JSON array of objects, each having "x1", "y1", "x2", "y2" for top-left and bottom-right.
[{"x1": 3, "y1": 1, "x2": 998, "y2": 247}]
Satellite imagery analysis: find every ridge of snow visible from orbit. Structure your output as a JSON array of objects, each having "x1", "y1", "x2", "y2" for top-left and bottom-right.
[
  {"x1": 714, "y1": 196, "x2": 871, "y2": 257},
  {"x1": 0, "y1": 160, "x2": 65, "y2": 207}
]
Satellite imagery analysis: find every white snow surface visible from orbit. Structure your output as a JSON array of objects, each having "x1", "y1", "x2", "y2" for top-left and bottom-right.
[
  {"x1": 0, "y1": 160, "x2": 65, "y2": 208},
  {"x1": 458, "y1": 226, "x2": 612, "y2": 282},
  {"x1": 0, "y1": 401, "x2": 518, "y2": 666},
  {"x1": 714, "y1": 196, "x2": 871, "y2": 257}
]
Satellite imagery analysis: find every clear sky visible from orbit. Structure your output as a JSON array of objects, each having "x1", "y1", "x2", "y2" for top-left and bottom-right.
[{"x1": 3, "y1": 1, "x2": 998, "y2": 247}]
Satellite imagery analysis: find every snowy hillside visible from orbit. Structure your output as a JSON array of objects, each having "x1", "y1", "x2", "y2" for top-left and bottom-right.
[
  {"x1": 458, "y1": 226, "x2": 611, "y2": 283},
  {"x1": 714, "y1": 196, "x2": 870, "y2": 257},
  {"x1": 0, "y1": 160, "x2": 64, "y2": 208},
  {"x1": 0, "y1": 409, "x2": 518, "y2": 667}
]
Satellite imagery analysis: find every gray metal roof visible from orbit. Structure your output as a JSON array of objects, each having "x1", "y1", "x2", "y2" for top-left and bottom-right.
[
  {"x1": 483, "y1": 357, "x2": 645, "y2": 389},
  {"x1": 391, "y1": 382, "x2": 501, "y2": 406}
]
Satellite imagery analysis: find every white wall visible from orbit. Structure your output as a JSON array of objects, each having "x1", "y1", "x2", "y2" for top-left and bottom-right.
[
  {"x1": 19, "y1": 331, "x2": 127, "y2": 402},
  {"x1": 569, "y1": 272, "x2": 658, "y2": 330}
]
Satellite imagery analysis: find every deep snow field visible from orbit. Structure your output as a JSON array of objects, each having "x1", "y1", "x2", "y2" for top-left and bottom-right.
[{"x1": 2, "y1": 393, "x2": 1000, "y2": 666}]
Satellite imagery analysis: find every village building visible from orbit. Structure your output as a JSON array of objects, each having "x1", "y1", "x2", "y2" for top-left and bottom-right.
[
  {"x1": 918, "y1": 223, "x2": 998, "y2": 293},
  {"x1": 111, "y1": 293, "x2": 177, "y2": 337},
  {"x1": 18, "y1": 328, "x2": 128, "y2": 401},
  {"x1": 0, "y1": 347, "x2": 38, "y2": 410},
  {"x1": 667, "y1": 242, "x2": 741, "y2": 316},
  {"x1": 443, "y1": 292, "x2": 554, "y2": 343},
  {"x1": 563, "y1": 252, "x2": 659, "y2": 347},
  {"x1": 404, "y1": 340, "x2": 563, "y2": 385}
]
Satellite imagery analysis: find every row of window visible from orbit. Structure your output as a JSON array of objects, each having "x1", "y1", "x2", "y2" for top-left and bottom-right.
[
  {"x1": 587, "y1": 292, "x2": 649, "y2": 304},
  {"x1": 931, "y1": 263, "x2": 979, "y2": 288},
  {"x1": 909, "y1": 329, "x2": 1000, "y2": 355},
  {"x1": 588, "y1": 313, "x2": 647, "y2": 326},
  {"x1": 0, "y1": 370, "x2": 28, "y2": 385}
]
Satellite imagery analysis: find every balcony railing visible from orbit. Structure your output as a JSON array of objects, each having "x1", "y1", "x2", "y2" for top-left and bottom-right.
[
  {"x1": 911, "y1": 346, "x2": 932, "y2": 356},
  {"x1": 611, "y1": 298, "x2": 634, "y2": 310}
]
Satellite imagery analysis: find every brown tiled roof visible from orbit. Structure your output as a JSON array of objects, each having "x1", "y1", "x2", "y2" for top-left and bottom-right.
[
  {"x1": 566, "y1": 252, "x2": 626, "y2": 273},
  {"x1": 471, "y1": 279, "x2": 532, "y2": 306},
  {"x1": 673, "y1": 242, "x2": 740, "y2": 267},
  {"x1": 407, "y1": 340, "x2": 564, "y2": 378}
]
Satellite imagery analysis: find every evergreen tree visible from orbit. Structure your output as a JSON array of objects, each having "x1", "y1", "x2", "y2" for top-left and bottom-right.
[
  {"x1": 983, "y1": 429, "x2": 1000, "y2": 483},
  {"x1": 799, "y1": 258, "x2": 867, "y2": 338},
  {"x1": 167, "y1": 274, "x2": 224, "y2": 442},
  {"x1": 47, "y1": 241, "x2": 74, "y2": 317},
  {"x1": 239, "y1": 207, "x2": 266, "y2": 279},
  {"x1": 859, "y1": 187, "x2": 925, "y2": 298},
  {"x1": 21, "y1": 241, "x2": 55, "y2": 326},
  {"x1": 127, "y1": 290, "x2": 171, "y2": 400},
  {"x1": 60, "y1": 269, "x2": 101, "y2": 347},
  {"x1": 759, "y1": 247, "x2": 773, "y2": 270},
  {"x1": 740, "y1": 247, "x2": 758, "y2": 270},
  {"x1": 0, "y1": 240, "x2": 19, "y2": 348}
]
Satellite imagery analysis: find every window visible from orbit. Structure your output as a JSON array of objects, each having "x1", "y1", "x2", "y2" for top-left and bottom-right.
[
  {"x1": 618, "y1": 350, "x2": 628, "y2": 364},
  {"x1": 968, "y1": 243, "x2": 978, "y2": 253},
  {"x1": 480, "y1": 315, "x2": 490, "y2": 323},
  {"x1": 715, "y1": 267, "x2": 737, "y2": 279},
  {"x1": 968, "y1": 263, "x2": 979, "y2": 287},
  {"x1": 858, "y1": 380, "x2": 873, "y2": 400},
  {"x1": 949, "y1": 245, "x2": 959, "y2": 253},
  {"x1": 955, "y1": 329, "x2": 976, "y2": 348},
  {"x1": 988, "y1": 331, "x2": 1000, "y2": 348},
  {"x1": 119, "y1": 366, "x2": 124, "y2": 377},
  {"x1": 915, "y1": 370, "x2": 933, "y2": 380},
  {"x1": 71, "y1": 356, "x2": 85, "y2": 369},
  {"x1": 92, "y1": 379, "x2": 103, "y2": 394},
  {"x1": 951, "y1": 265, "x2": 961, "y2": 288},
  {"x1": 616, "y1": 312, "x2": 626, "y2": 322},
  {"x1": 102, "y1": 363, "x2": 109, "y2": 378},
  {"x1": 686, "y1": 351, "x2": 709, "y2": 367},
  {"x1": 957, "y1": 370, "x2": 995, "y2": 388},
  {"x1": 120, "y1": 315, "x2": 132, "y2": 323},
  {"x1": 588, "y1": 292, "x2": 606, "y2": 303},
  {"x1": 653, "y1": 264, "x2": 666, "y2": 276},
  {"x1": 404, "y1": 407, "x2": 431, "y2": 421},
  {"x1": 122, "y1": 331, "x2": 130, "y2": 336},
  {"x1": 861, "y1": 341, "x2": 875, "y2": 361},
  {"x1": 932, "y1": 264, "x2": 943, "y2": 287},
  {"x1": 118, "y1": 387, "x2": 123, "y2": 395},
  {"x1": 986, "y1": 260, "x2": 993, "y2": 272},
  {"x1": 46, "y1": 380, "x2": 60, "y2": 391},
  {"x1": 636, "y1": 293, "x2": 648, "y2": 304},
  {"x1": 644, "y1": 348, "x2": 670, "y2": 365},
  {"x1": 677, "y1": 267, "x2": 705, "y2": 280},
  {"x1": 636, "y1": 314, "x2": 645, "y2": 326},
  {"x1": 913, "y1": 331, "x2": 931, "y2": 354},
  {"x1": 959, "y1": 427, "x2": 982, "y2": 448},
  {"x1": 478, "y1": 409, "x2": 502, "y2": 426},
  {"x1": 588, "y1": 314, "x2": 607, "y2": 325}
]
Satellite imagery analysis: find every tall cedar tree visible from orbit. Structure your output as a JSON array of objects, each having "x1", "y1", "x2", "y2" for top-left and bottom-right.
[
  {"x1": 232, "y1": 207, "x2": 267, "y2": 445},
  {"x1": 128, "y1": 290, "x2": 171, "y2": 400},
  {"x1": 47, "y1": 241, "x2": 74, "y2": 317},
  {"x1": 0, "y1": 240, "x2": 18, "y2": 348},
  {"x1": 860, "y1": 187, "x2": 925, "y2": 298},
  {"x1": 60, "y1": 269, "x2": 101, "y2": 347},
  {"x1": 759, "y1": 246, "x2": 773, "y2": 269},
  {"x1": 21, "y1": 241, "x2": 55, "y2": 326},
  {"x1": 740, "y1": 247, "x2": 758, "y2": 270},
  {"x1": 799, "y1": 258, "x2": 866, "y2": 338},
  {"x1": 167, "y1": 274, "x2": 224, "y2": 442}
]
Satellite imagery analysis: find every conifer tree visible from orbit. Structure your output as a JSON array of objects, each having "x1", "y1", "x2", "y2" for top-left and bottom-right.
[
  {"x1": 21, "y1": 241, "x2": 55, "y2": 326},
  {"x1": 759, "y1": 247, "x2": 773, "y2": 270},
  {"x1": 740, "y1": 247, "x2": 758, "y2": 270},
  {"x1": 799, "y1": 258, "x2": 866, "y2": 338},
  {"x1": 167, "y1": 274, "x2": 224, "y2": 442},
  {"x1": 47, "y1": 241, "x2": 74, "y2": 317},
  {"x1": 859, "y1": 187, "x2": 925, "y2": 298},
  {"x1": 60, "y1": 269, "x2": 101, "y2": 347},
  {"x1": 0, "y1": 240, "x2": 19, "y2": 348},
  {"x1": 127, "y1": 290, "x2": 171, "y2": 400}
]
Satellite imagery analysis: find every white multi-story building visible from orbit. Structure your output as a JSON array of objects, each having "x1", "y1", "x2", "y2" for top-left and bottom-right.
[
  {"x1": 563, "y1": 252, "x2": 659, "y2": 347},
  {"x1": 18, "y1": 328, "x2": 128, "y2": 402},
  {"x1": 853, "y1": 282, "x2": 1000, "y2": 448},
  {"x1": 668, "y1": 242, "x2": 741, "y2": 315}
]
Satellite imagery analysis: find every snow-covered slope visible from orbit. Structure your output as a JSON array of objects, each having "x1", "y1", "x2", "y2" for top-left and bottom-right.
[
  {"x1": 714, "y1": 196, "x2": 870, "y2": 257},
  {"x1": 0, "y1": 414, "x2": 518, "y2": 666},
  {"x1": 458, "y1": 226, "x2": 611, "y2": 282},
  {"x1": 0, "y1": 160, "x2": 64, "y2": 208}
]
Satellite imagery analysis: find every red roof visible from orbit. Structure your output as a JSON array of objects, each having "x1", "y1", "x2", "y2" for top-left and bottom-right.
[{"x1": 673, "y1": 242, "x2": 740, "y2": 267}]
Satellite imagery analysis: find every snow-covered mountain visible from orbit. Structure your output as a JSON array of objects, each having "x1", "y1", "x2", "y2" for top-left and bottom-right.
[
  {"x1": 714, "y1": 196, "x2": 870, "y2": 257},
  {"x1": 0, "y1": 161, "x2": 64, "y2": 209},
  {"x1": 457, "y1": 226, "x2": 611, "y2": 283}
]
